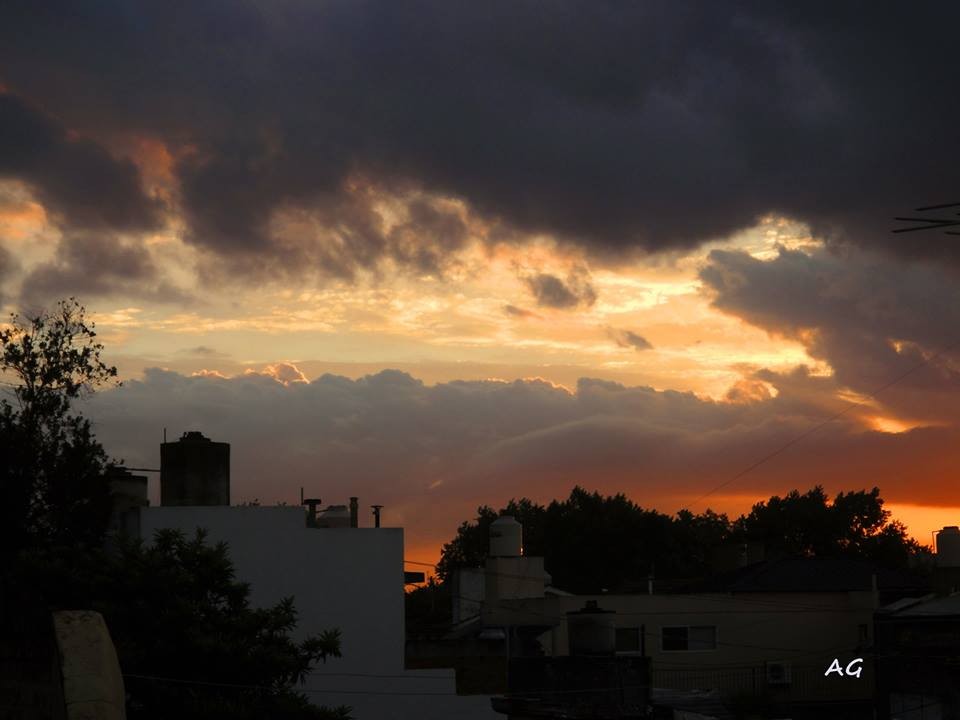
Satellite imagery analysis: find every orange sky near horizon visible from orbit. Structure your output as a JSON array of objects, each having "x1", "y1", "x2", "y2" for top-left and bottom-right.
[
  {"x1": 400, "y1": 501, "x2": 958, "y2": 575},
  {"x1": 4, "y1": 177, "x2": 960, "y2": 571},
  {"x1": 3, "y1": 6, "x2": 960, "y2": 601}
]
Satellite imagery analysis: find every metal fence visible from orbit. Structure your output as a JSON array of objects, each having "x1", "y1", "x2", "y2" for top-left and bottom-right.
[{"x1": 652, "y1": 661, "x2": 872, "y2": 702}]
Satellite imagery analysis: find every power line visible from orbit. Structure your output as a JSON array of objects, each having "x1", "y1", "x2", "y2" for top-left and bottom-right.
[{"x1": 688, "y1": 338, "x2": 960, "y2": 509}]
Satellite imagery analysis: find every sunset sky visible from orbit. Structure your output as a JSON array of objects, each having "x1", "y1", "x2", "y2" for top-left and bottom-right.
[{"x1": 2, "y1": 2, "x2": 960, "y2": 564}]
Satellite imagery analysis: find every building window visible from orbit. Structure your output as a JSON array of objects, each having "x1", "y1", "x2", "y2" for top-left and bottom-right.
[
  {"x1": 615, "y1": 627, "x2": 641, "y2": 653},
  {"x1": 662, "y1": 625, "x2": 717, "y2": 652}
]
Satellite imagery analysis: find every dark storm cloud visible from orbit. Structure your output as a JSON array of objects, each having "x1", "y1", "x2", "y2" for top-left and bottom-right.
[
  {"x1": 178, "y1": 346, "x2": 230, "y2": 359},
  {"x1": 19, "y1": 233, "x2": 188, "y2": 307},
  {"x1": 191, "y1": 189, "x2": 472, "y2": 282},
  {"x1": 609, "y1": 327, "x2": 653, "y2": 351},
  {"x1": 2, "y1": 2, "x2": 958, "y2": 269},
  {"x1": 525, "y1": 274, "x2": 577, "y2": 308},
  {"x1": 0, "y1": 93, "x2": 161, "y2": 233},
  {"x1": 700, "y1": 246, "x2": 960, "y2": 423},
  {"x1": 503, "y1": 304, "x2": 541, "y2": 319},
  {"x1": 387, "y1": 199, "x2": 469, "y2": 275},
  {"x1": 525, "y1": 270, "x2": 597, "y2": 309}
]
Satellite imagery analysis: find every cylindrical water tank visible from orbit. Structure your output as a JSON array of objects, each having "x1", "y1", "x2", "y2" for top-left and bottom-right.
[
  {"x1": 567, "y1": 600, "x2": 616, "y2": 656},
  {"x1": 160, "y1": 430, "x2": 230, "y2": 506},
  {"x1": 937, "y1": 526, "x2": 960, "y2": 567},
  {"x1": 489, "y1": 515, "x2": 522, "y2": 557},
  {"x1": 316, "y1": 505, "x2": 352, "y2": 528}
]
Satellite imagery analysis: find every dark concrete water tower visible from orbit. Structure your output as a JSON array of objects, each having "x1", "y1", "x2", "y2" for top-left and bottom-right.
[{"x1": 160, "y1": 431, "x2": 230, "y2": 506}]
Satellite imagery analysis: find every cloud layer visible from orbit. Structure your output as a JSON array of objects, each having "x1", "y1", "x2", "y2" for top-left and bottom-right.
[
  {"x1": 0, "y1": 93, "x2": 161, "y2": 233},
  {"x1": 84, "y1": 359, "x2": 960, "y2": 555},
  {"x1": 2, "y1": 1, "x2": 959, "y2": 284},
  {"x1": 700, "y1": 245, "x2": 960, "y2": 425}
]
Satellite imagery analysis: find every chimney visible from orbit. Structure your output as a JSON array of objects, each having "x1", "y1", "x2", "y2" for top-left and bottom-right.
[
  {"x1": 371, "y1": 504, "x2": 383, "y2": 528},
  {"x1": 350, "y1": 497, "x2": 359, "y2": 528},
  {"x1": 303, "y1": 497, "x2": 322, "y2": 528}
]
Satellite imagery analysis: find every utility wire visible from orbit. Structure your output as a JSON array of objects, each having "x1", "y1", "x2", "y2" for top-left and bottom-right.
[{"x1": 687, "y1": 338, "x2": 960, "y2": 508}]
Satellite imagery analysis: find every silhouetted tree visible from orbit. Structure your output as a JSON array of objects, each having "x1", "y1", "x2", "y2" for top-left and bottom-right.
[
  {"x1": 20, "y1": 529, "x2": 350, "y2": 719},
  {"x1": 437, "y1": 487, "x2": 734, "y2": 593},
  {"x1": 0, "y1": 298, "x2": 118, "y2": 554},
  {"x1": 2, "y1": 298, "x2": 350, "y2": 719},
  {"x1": 436, "y1": 498, "x2": 546, "y2": 580},
  {"x1": 436, "y1": 485, "x2": 927, "y2": 597},
  {"x1": 405, "y1": 576, "x2": 452, "y2": 634},
  {"x1": 732, "y1": 485, "x2": 926, "y2": 566}
]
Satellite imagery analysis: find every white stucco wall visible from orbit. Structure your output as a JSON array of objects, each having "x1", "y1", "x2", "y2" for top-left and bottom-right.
[{"x1": 139, "y1": 506, "x2": 497, "y2": 720}]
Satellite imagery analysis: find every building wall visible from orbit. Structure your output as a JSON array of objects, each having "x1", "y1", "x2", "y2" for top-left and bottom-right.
[
  {"x1": 139, "y1": 506, "x2": 498, "y2": 720},
  {"x1": 496, "y1": 591, "x2": 876, "y2": 704},
  {"x1": 485, "y1": 557, "x2": 548, "y2": 602},
  {"x1": 453, "y1": 567, "x2": 485, "y2": 624}
]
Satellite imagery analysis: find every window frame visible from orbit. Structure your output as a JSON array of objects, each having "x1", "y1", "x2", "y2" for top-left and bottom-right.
[{"x1": 659, "y1": 624, "x2": 719, "y2": 653}]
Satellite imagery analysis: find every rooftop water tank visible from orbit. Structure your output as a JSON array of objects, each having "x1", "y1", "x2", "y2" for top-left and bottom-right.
[
  {"x1": 937, "y1": 526, "x2": 960, "y2": 567},
  {"x1": 567, "y1": 600, "x2": 616, "y2": 656},
  {"x1": 160, "y1": 431, "x2": 230, "y2": 506},
  {"x1": 489, "y1": 515, "x2": 522, "y2": 558}
]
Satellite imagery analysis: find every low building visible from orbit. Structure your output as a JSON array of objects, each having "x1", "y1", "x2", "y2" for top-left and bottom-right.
[
  {"x1": 426, "y1": 516, "x2": 928, "y2": 719},
  {"x1": 133, "y1": 430, "x2": 498, "y2": 720},
  {"x1": 491, "y1": 599, "x2": 651, "y2": 720},
  {"x1": 874, "y1": 526, "x2": 960, "y2": 720},
  {"x1": 534, "y1": 557, "x2": 920, "y2": 719}
]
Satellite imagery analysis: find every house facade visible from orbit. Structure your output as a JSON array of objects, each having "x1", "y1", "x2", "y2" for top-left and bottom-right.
[
  {"x1": 442, "y1": 518, "x2": 927, "y2": 719},
  {"x1": 139, "y1": 505, "x2": 499, "y2": 719}
]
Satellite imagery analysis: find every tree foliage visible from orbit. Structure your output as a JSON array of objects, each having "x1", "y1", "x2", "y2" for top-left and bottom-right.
[
  {"x1": 2, "y1": 298, "x2": 350, "y2": 719},
  {"x1": 20, "y1": 529, "x2": 351, "y2": 720},
  {"x1": 405, "y1": 576, "x2": 452, "y2": 634},
  {"x1": 731, "y1": 485, "x2": 926, "y2": 567},
  {"x1": 436, "y1": 485, "x2": 926, "y2": 594},
  {"x1": 0, "y1": 298, "x2": 118, "y2": 554},
  {"x1": 436, "y1": 487, "x2": 730, "y2": 593}
]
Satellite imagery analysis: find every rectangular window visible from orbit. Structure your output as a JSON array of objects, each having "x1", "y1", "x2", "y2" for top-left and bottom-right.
[
  {"x1": 615, "y1": 627, "x2": 641, "y2": 653},
  {"x1": 661, "y1": 625, "x2": 717, "y2": 652}
]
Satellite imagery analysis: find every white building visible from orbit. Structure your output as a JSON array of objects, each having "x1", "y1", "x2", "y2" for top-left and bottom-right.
[{"x1": 138, "y1": 504, "x2": 498, "y2": 719}]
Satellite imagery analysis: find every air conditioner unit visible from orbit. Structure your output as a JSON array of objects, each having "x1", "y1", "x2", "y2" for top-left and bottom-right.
[{"x1": 766, "y1": 661, "x2": 792, "y2": 686}]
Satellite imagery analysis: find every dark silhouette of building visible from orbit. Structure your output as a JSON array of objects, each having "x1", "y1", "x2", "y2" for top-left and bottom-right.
[
  {"x1": 875, "y1": 526, "x2": 960, "y2": 719},
  {"x1": 491, "y1": 600, "x2": 650, "y2": 719},
  {"x1": 107, "y1": 466, "x2": 149, "y2": 536},
  {"x1": 160, "y1": 431, "x2": 230, "y2": 506}
]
